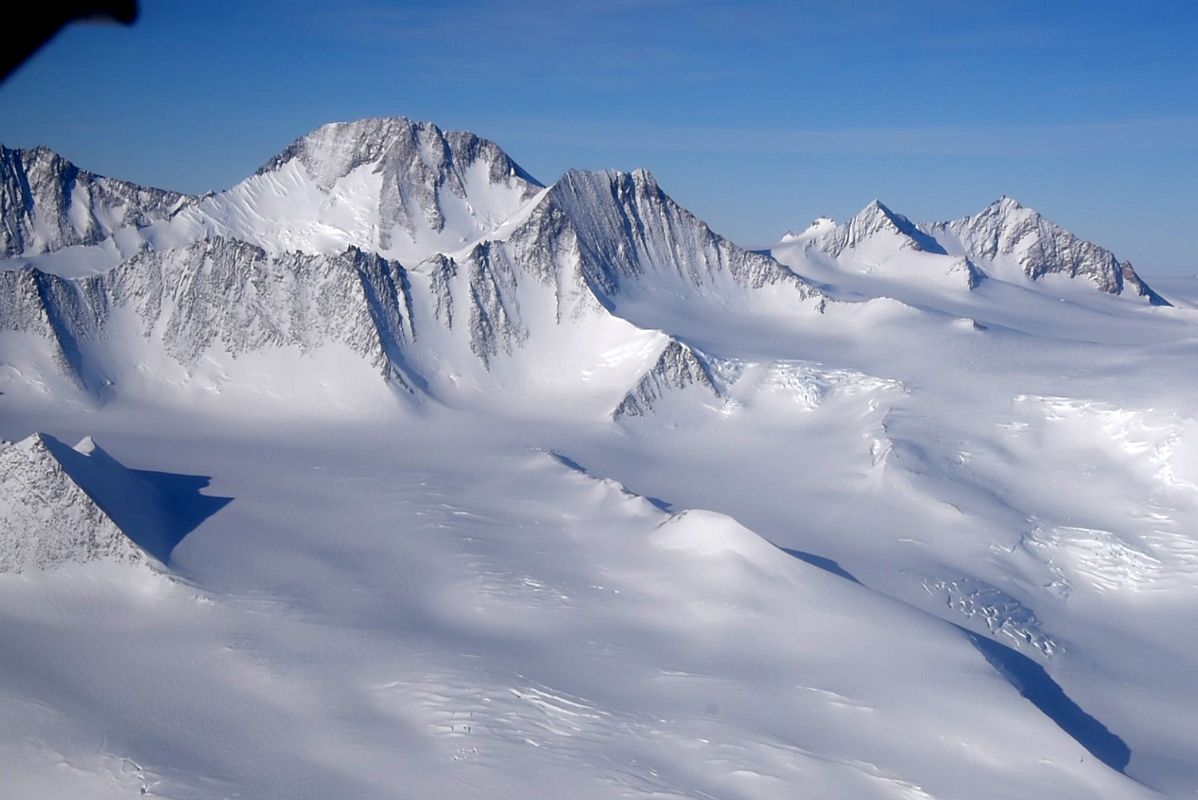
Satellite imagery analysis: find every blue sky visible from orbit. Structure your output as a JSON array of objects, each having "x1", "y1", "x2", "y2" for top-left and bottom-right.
[{"x1": 1, "y1": 0, "x2": 1195, "y2": 273}]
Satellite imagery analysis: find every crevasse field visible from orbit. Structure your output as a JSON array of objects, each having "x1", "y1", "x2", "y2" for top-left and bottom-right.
[{"x1": 1, "y1": 118, "x2": 1195, "y2": 799}]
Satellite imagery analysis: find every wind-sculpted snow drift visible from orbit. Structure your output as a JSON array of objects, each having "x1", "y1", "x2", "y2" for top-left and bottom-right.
[{"x1": 0, "y1": 117, "x2": 1195, "y2": 799}]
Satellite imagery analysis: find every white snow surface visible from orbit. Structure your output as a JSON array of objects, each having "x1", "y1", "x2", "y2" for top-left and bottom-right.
[{"x1": 0, "y1": 118, "x2": 1196, "y2": 799}]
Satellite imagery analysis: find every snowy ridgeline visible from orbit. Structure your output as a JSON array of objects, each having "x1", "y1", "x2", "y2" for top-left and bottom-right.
[
  {"x1": 0, "y1": 133, "x2": 818, "y2": 410},
  {"x1": 0, "y1": 116, "x2": 1170, "y2": 414},
  {"x1": 1, "y1": 117, "x2": 1197, "y2": 799}
]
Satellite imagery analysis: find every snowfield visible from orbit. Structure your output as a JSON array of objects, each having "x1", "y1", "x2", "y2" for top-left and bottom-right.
[{"x1": 0, "y1": 117, "x2": 1195, "y2": 799}]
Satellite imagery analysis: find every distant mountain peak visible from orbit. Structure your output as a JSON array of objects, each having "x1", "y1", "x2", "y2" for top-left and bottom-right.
[
  {"x1": 861, "y1": 198, "x2": 893, "y2": 215},
  {"x1": 257, "y1": 116, "x2": 541, "y2": 189},
  {"x1": 818, "y1": 199, "x2": 947, "y2": 256},
  {"x1": 930, "y1": 199, "x2": 1169, "y2": 305},
  {"x1": 155, "y1": 116, "x2": 550, "y2": 261}
]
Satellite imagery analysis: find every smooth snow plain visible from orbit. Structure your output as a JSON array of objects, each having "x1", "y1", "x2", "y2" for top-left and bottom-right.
[{"x1": 2, "y1": 141, "x2": 1197, "y2": 797}]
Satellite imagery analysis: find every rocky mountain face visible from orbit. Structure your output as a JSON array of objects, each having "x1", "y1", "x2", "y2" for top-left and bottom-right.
[
  {"x1": 549, "y1": 168, "x2": 814, "y2": 300},
  {"x1": 613, "y1": 339, "x2": 720, "y2": 419},
  {"x1": 786, "y1": 195, "x2": 1167, "y2": 305},
  {"x1": 0, "y1": 239, "x2": 417, "y2": 391},
  {"x1": 0, "y1": 433, "x2": 145, "y2": 572},
  {"x1": 406, "y1": 167, "x2": 823, "y2": 374},
  {"x1": 818, "y1": 199, "x2": 947, "y2": 257},
  {"x1": 259, "y1": 117, "x2": 542, "y2": 249},
  {"x1": 0, "y1": 144, "x2": 190, "y2": 257},
  {"x1": 161, "y1": 117, "x2": 547, "y2": 262},
  {"x1": 0, "y1": 117, "x2": 1173, "y2": 410},
  {"x1": 925, "y1": 196, "x2": 1168, "y2": 304}
]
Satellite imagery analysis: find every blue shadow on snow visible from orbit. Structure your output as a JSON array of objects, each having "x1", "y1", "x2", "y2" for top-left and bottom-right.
[{"x1": 776, "y1": 542, "x2": 1132, "y2": 773}]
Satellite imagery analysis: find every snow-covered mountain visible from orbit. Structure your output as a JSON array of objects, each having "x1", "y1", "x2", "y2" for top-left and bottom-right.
[
  {"x1": 777, "y1": 194, "x2": 1166, "y2": 306},
  {"x1": 0, "y1": 239, "x2": 417, "y2": 394},
  {"x1": 0, "y1": 433, "x2": 146, "y2": 572},
  {"x1": 1, "y1": 117, "x2": 1195, "y2": 800},
  {"x1": 814, "y1": 199, "x2": 948, "y2": 257},
  {"x1": 0, "y1": 126, "x2": 822, "y2": 410},
  {"x1": 161, "y1": 117, "x2": 544, "y2": 263},
  {"x1": 927, "y1": 196, "x2": 1167, "y2": 304},
  {"x1": 0, "y1": 144, "x2": 190, "y2": 257}
]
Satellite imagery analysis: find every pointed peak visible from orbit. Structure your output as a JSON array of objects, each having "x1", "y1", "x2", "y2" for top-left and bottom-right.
[
  {"x1": 834, "y1": 199, "x2": 946, "y2": 255},
  {"x1": 9, "y1": 432, "x2": 59, "y2": 459},
  {"x1": 985, "y1": 195, "x2": 1032, "y2": 216},
  {"x1": 849, "y1": 198, "x2": 905, "y2": 228},
  {"x1": 631, "y1": 167, "x2": 659, "y2": 187},
  {"x1": 852, "y1": 199, "x2": 911, "y2": 228}
]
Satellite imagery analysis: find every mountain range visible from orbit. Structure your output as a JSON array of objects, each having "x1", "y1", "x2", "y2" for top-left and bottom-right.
[
  {"x1": 1, "y1": 117, "x2": 1195, "y2": 800},
  {"x1": 0, "y1": 117, "x2": 1171, "y2": 408}
]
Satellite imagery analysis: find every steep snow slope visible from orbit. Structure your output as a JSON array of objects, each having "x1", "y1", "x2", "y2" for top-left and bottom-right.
[
  {"x1": 562, "y1": 292, "x2": 1198, "y2": 794},
  {"x1": 151, "y1": 117, "x2": 544, "y2": 264}
]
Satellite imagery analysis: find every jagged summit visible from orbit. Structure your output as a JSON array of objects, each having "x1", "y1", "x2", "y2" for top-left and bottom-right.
[
  {"x1": 929, "y1": 198, "x2": 1168, "y2": 305},
  {"x1": 546, "y1": 167, "x2": 816, "y2": 303},
  {"x1": 991, "y1": 195, "x2": 1024, "y2": 211},
  {"x1": 0, "y1": 144, "x2": 191, "y2": 257},
  {"x1": 772, "y1": 193, "x2": 1167, "y2": 305},
  {"x1": 257, "y1": 117, "x2": 540, "y2": 187},
  {"x1": 162, "y1": 116, "x2": 546, "y2": 262}
]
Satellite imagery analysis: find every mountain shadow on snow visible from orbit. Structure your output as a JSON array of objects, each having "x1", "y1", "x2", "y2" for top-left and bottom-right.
[
  {"x1": 966, "y1": 628, "x2": 1132, "y2": 774},
  {"x1": 40, "y1": 434, "x2": 232, "y2": 564}
]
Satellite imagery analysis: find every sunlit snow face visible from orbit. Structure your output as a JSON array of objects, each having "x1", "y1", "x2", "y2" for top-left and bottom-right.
[{"x1": 1, "y1": 118, "x2": 1195, "y2": 799}]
